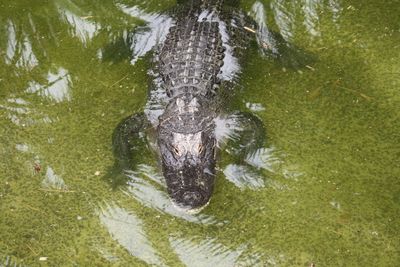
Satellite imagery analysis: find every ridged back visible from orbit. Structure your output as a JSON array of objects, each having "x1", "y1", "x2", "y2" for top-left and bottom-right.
[{"x1": 159, "y1": 12, "x2": 225, "y2": 98}]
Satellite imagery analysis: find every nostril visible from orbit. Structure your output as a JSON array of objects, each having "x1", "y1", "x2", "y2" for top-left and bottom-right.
[
  {"x1": 170, "y1": 188, "x2": 211, "y2": 212},
  {"x1": 182, "y1": 190, "x2": 203, "y2": 205}
]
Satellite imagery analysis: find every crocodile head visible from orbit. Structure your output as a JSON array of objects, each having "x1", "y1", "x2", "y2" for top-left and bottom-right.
[{"x1": 158, "y1": 94, "x2": 216, "y2": 212}]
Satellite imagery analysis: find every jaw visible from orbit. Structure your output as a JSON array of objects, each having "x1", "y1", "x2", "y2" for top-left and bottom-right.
[{"x1": 171, "y1": 197, "x2": 211, "y2": 214}]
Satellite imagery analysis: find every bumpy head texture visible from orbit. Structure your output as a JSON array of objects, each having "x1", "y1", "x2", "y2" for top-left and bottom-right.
[{"x1": 158, "y1": 94, "x2": 216, "y2": 210}]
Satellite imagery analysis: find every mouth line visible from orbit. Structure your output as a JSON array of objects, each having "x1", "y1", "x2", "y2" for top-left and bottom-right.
[{"x1": 171, "y1": 198, "x2": 211, "y2": 214}]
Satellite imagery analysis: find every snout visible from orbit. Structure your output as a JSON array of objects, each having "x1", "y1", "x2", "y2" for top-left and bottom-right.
[
  {"x1": 171, "y1": 187, "x2": 211, "y2": 212},
  {"x1": 160, "y1": 137, "x2": 216, "y2": 212}
]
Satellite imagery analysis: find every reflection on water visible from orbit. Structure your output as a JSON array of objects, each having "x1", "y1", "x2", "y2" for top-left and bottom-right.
[
  {"x1": 170, "y1": 236, "x2": 242, "y2": 267},
  {"x1": 1, "y1": 256, "x2": 26, "y2": 267},
  {"x1": 216, "y1": 112, "x2": 294, "y2": 190},
  {"x1": 55, "y1": 0, "x2": 101, "y2": 45},
  {"x1": 245, "y1": 102, "x2": 266, "y2": 112},
  {"x1": 16, "y1": 36, "x2": 39, "y2": 69},
  {"x1": 4, "y1": 20, "x2": 17, "y2": 64},
  {"x1": 0, "y1": 96, "x2": 54, "y2": 126},
  {"x1": 170, "y1": 236, "x2": 277, "y2": 267},
  {"x1": 0, "y1": 101, "x2": 29, "y2": 115},
  {"x1": 124, "y1": 164, "x2": 219, "y2": 224},
  {"x1": 245, "y1": 147, "x2": 281, "y2": 172},
  {"x1": 269, "y1": 0, "x2": 343, "y2": 39},
  {"x1": 250, "y1": 1, "x2": 279, "y2": 55},
  {"x1": 4, "y1": 20, "x2": 39, "y2": 70},
  {"x1": 1, "y1": 0, "x2": 399, "y2": 266},
  {"x1": 223, "y1": 146, "x2": 292, "y2": 191},
  {"x1": 270, "y1": 0, "x2": 295, "y2": 41},
  {"x1": 59, "y1": 9, "x2": 100, "y2": 44},
  {"x1": 99, "y1": 204, "x2": 165, "y2": 266},
  {"x1": 15, "y1": 143, "x2": 29, "y2": 153},
  {"x1": 99, "y1": 205, "x2": 270, "y2": 266},
  {"x1": 117, "y1": 3, "x2": 173, "y2": 64},
  {"x1": 41, "y1": 166, "x2": 67, "y2": 190},
  {"x1": 26, "y1": 67, "x2": 72, "y2": 103},
  {"x1": 328, "y1": 0, "x2": 342, "y2": 23},
  {"x1": 249, "y1": 0, "x2": 318, "y2": 68},
  {"x1": 302, "y1": 0, "x2": 322, "y2": 37},
  {"x1": 223, "y1": 164, "x2": 265, "y2": 189}
]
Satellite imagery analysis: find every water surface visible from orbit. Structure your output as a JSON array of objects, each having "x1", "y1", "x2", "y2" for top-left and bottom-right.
[{"x1": 1, "y1": 0, "x2": 399, "y2": 266}]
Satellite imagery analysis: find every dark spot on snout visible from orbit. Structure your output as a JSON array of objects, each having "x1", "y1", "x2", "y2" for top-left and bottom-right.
[
  {"x1": 183, "y1": 190, "x2": 203, "y2": 206},
  {"x1": 172, "y1": 188, "x2": 209, "y2": 210}
]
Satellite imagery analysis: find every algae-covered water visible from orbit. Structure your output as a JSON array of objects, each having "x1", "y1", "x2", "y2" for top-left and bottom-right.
[{"x1": 1, "y1": 0, "x2": 399, "y2": 266}]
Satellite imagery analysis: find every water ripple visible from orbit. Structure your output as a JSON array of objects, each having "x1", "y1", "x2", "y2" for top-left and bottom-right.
[
  {"x1": 26, "y1": 67, "x2": 72, "y2": 103},
  {"x1": 123, "y1": 164, "x2": 219, "y2": 224},
  {"x1": 302, "y1": 0, "x2": 322, "y2": 37},
  {"x1": 4, "y1": 19, "x2": 38, "y2": 70},
  {"x1": 170, "y1": 236, "x2": 242, "y2": 267},
  {"x1": 117, "y1": 3, "x2": 174, "y2": 64},
  {"x1": 270, "y1": 0, "x2": 296, "y2": 42},
  {"x1": 57, "y1": 5, "x2": 100, "y2": 44},
  {"x1": 99, "y1": 203, "x2": 165, "y2": 266},
  {"x1": 223, "y1": 164, "x2": 265, "y2": 189}
]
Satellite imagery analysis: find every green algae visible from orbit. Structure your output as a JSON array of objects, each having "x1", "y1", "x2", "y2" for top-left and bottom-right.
[{"x1": 1, "y1": 0, "x2": 399, "y2": 266}]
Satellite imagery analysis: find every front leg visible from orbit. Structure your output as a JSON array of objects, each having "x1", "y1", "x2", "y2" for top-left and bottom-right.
[
  {"x1": 106, "y1": 112, "x2": 152, "y2": 188},
  {"x1": 216, "y1": 112, "x2": 265, "y2": 158},
  {"x1": 217, "y1": 112, "x2": 277, "y2": 190}
]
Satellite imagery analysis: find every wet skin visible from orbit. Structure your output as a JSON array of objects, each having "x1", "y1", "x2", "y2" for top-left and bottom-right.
[
  {"x1": 109, "y1": 0, "x2": 310, "y2": 212},
  {"x1": 158, "y1": 94, "x2": 217, "y2": 209}
]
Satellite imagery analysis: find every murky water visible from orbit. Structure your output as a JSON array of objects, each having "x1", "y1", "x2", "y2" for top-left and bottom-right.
[{"x1": 1, "y1": 0, "x2": 399, "y2": 266}]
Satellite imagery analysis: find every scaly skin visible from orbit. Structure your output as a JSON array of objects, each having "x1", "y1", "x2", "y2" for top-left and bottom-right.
[
  {"x1": 109, "y1": 0, "x2": 260, "y2": 212},
  {"x1": 108, "y1": 0, "x2": 309, "y2": 212},
  {"x1": 157, "y1": 1, "x2": 227, "y2": 209}
]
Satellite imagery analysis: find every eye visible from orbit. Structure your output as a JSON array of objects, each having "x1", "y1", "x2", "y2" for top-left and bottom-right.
[
  {"x1": 172, "y1": 145, "x2": 181, "y2": 156},
  {"x1": 198, "y1": 144, "x2": 204, "y2": 154}
]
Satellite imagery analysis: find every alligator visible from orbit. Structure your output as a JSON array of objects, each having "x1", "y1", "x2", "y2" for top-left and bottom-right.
[{"x1": 109, "y1": 0, "x2": 311, "y2": 212}]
